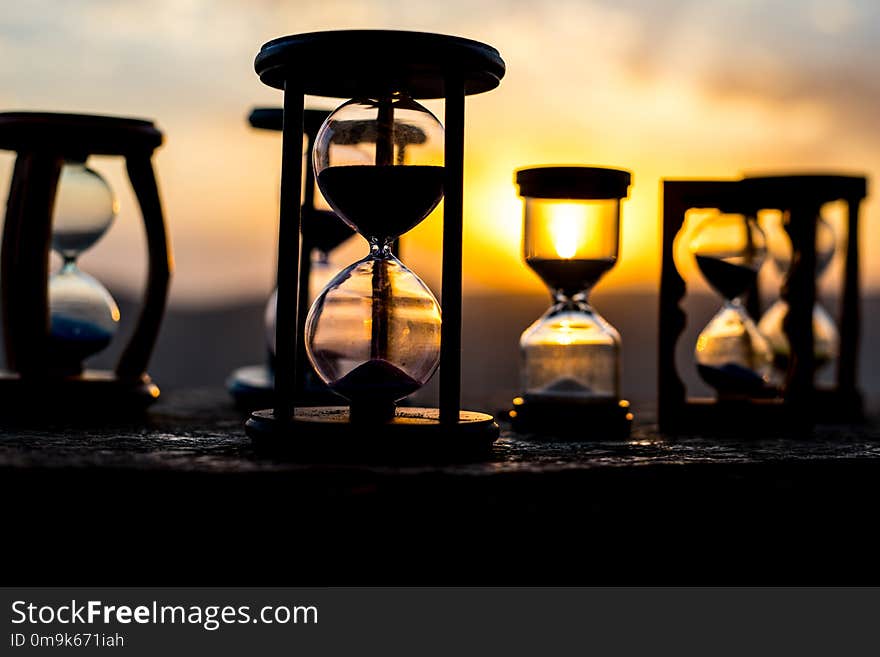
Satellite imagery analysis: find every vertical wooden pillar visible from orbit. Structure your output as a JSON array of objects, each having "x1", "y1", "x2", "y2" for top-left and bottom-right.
[
  {"x1": 837, "y1": 197, "x2": 861, "y2": 394},
  {"x1": 440, "y1": 77, "x2": 465, "y2": 425},
  {"x1": 657, "y1": 182, "x2": 688, "y2": 430},
  {"x1": 1, "y1": 152, "x2": 62, "y2": 377},
  {"x1": 782, "y1": 203, "x2": 818, "y2": 410},
  {"x1": 117, "y1": 152, "x2": 172, "y2": 379},
  {"x1": 274, "y1": 82, "x2": 305, "y2": 424}
]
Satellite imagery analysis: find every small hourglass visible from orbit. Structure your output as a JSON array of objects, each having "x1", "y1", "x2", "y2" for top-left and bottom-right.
[
  {"x1": 510, "y1": 166, "x2": 633, "y2": 437},
  {"x1": 757, "y1": 212, "x2": 839, "y2": 376},
  {"x1": 691, "y1": 212, "x2": 773, "y2": 398},
  {"x1": 48, "y1": 160, "x2": 120, "y2": 375},
  {"x1": 307, "y1": 94, "x2": 444, "y2": 422}
]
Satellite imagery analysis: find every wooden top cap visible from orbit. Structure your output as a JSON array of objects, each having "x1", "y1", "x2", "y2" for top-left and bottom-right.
[{"x1": 255, "y1": 30, "x2": 505, "y2": 99}]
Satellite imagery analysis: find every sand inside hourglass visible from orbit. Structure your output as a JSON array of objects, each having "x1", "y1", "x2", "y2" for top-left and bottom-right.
[
  {"x1": 330, "y1": 359, "x2": 422, "y2": 405},
  {"x1": 693, "y1": 255, "x2": 771, "y2": 396},
  {"x1": 525, "y1": 257, "x2": 616, "y2": 297},
  {"x1": 694, "y1": 255, "x2": 759, "y2": 301},
  {"x1": 318, "y1": 165, "x2": 444, "y2": 240}
]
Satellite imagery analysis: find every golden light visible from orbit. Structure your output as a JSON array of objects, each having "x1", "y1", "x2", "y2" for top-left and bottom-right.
[
  {"x1": 553, "y1": 318, "x2": 575, "y2": 345},
  {"x1": 548, "y1": 202, "x2": 585, "y2": 259}
]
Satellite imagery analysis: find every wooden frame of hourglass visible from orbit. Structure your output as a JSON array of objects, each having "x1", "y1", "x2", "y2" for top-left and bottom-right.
[
  {"x1": 245, "y1": 30, "x2": 505, "y2": 457},
  {"x1": 659, "y1": 174, "x2": 867, "y2": 433},
  {"x1": 227, "y1": 107, "x2": 355, "y2": 411},
  {"x1": 0, "y1": 112, "x2": 172, "y2": 413}
]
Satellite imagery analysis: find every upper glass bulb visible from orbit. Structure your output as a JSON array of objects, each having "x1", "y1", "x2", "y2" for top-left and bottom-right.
[
  {"x1": 765, "y1": 211, "x2": 836, "y2": 277},
  {"x1": 523, "y1": 197, "x2": 620, "y2": 299},
  {"x1": 692, "y1": 212, "x2": 767, "y2": 301},
  {"x1": 313, "y1": 93, "x2": 444, "y2": 244},
  {"x1": 52, "y1": 161, "x2": 118, "y2": 259}
]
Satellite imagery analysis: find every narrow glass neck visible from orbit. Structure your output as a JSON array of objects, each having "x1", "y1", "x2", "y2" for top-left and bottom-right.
[
  {"x1": 551, "y1": 287, "x2": 592, "y2": 306},
  {"x1": 369, "y1": 239, "x2": 393, "y2": 257},
  {"x1": 550, "y1": 293, "x2": 593, "y2": 314},
  {"x1": 60, "y1": 257, "x2": 79, "y2": 272}
]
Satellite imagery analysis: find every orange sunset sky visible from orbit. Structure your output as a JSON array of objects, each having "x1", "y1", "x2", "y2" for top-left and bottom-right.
[{"x1": 1, "y1": 0, "x2": 878, "y2": 305}]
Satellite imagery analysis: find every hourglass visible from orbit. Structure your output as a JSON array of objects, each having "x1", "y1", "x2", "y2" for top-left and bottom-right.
[
  {"x1": 746, "y1": 173, "x2": 866, "y2": 421},
  {"x1": 690, "y1": 211, "x2": 773, "y2": 397},
  {"x1": 508, "y1": 166, "x2": 633, "y2": 437},
  {"x1": 0, "y1": 112, "x2": 171, "y2": 413},
  {"x1": 758, "y1": 212, "x2": 838, "y2": 377},
  {"x1": 227, "y1": 107, "x2": 356, "y2": 410},
  {"x1": 48, "y1": 160, "x2": 121, "y2": 375},
  {"x1": 659, "y1": 174, "x2": 867, "y2": 432},
  {"x1": 246, "y1": 30, "x2": 505, "y2": 456}
]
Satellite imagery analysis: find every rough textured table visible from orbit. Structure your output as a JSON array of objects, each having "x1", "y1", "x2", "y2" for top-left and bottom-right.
[{"x1": 3, "y1": 389, "x2": 880, "y2": 584}]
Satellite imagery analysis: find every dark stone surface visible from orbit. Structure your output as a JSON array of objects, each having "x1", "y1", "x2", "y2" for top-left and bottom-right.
[{"x1": 3, "y1": 388, "x2": 880, "y2": 585}]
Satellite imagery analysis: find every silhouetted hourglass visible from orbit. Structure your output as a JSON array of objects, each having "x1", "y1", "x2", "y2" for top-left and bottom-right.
[
  {"x1": 0, "y1": 111, "x2": 171, "y2": 414},
  {"x1": 245, "y1": 30, "x2": 504, "y2": 455},
  {"x1": 691, "y1": 212, "x2": 773, "y2": 397},
  {"x1": 758, "y1": 212, "x2": 839, "y2": 376},
  {"x1": 48, "y1": 161, "x2": 120, "y2": 374},
  {"x1": 307, "y1": 94, "x2": 444, "y2": 422}
]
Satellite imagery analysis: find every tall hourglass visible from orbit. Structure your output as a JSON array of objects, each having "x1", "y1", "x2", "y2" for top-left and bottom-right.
[
  {"x1": 511, "y1": 166, "x2": 633, "y2": 436},
  {"x1": 246, "y1": 30, "x2": 504, "y2": 453},
  {"x1": 758, "y1": 212, "x2": 839, "y2": 376},
  {"x1": 691, "y1": 212, "x2": 773, "y2": 397},
  {"x1": 306, "y1": 94, "x2": 444, "y2": 423}
]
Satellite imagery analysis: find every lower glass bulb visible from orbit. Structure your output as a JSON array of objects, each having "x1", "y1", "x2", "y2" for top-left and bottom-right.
[
  {"x1": 757, "y1": 300, "x2": 839, "y2": 373},
  {"x1": 520, "y1": 300, "x2": 620, "y2": 402},
  {"x1": 48, "y1": 264, "x2": 120, "y2": 373},
  {"x1": 695, "y1": 301, "x2": 772, "y2": 397},
  {"x1": 305, "y1": 250, "x2": 441, "y2": 416}
]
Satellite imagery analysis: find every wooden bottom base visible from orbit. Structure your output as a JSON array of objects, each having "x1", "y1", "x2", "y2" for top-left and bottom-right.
[
  {"x1": 660, "y1": 388, "x2": 864, "y2": 434},
  {"x1": 0, "y1": 369, "x2": 159, "y2": 416},
  {"x1": 246, "y1": 406, "x2": 499, "y2": 462},
  {"x1": 508, "y1": 396, "x2": 633, "y2": 439}
]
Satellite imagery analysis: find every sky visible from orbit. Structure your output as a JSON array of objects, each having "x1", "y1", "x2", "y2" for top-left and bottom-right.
[{"x1": 1, "y1": 0, "x2": 878, "y2": 305}]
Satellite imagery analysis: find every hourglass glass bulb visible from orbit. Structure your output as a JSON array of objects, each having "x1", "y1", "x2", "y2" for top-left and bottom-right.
[
  {"x1": 691, "y1": 212, "x2": 767, "y2": 301},
  {"x1": 306, "y1": 252, "x2": 441, "y2": 419},
  {"x1": 313, "y1": 93, "x2": 444, "y2": 245},
  {"x1": 52, "y1": 161, "x2": 119, "y2": 259},
  {"x1": 48, "y1": 161, "x2": 120, "y2": 374},
  {"x1": 765, "y1": 212, "x2": 836, "y2": 276},
  {"x1": 263, "y1": 252, "x2": 337, "y2": 356}
]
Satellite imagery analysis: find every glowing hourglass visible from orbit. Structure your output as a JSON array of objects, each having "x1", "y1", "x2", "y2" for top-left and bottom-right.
[
  {"x1": 307, "y1": 94, "x2": 444, "y2": 422},
  {"x1": 758, "y1": 212, "x2": 839, "y2": 375},
  {"x1": 48, "y1": 160, "x2": 120, "y2": 374},
  {"x1": 691, "y1": 212, "x2": 773, "y2": 397},
  {"x1": 510, "y1": 166, "x2": 633, "y2": 436}
]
